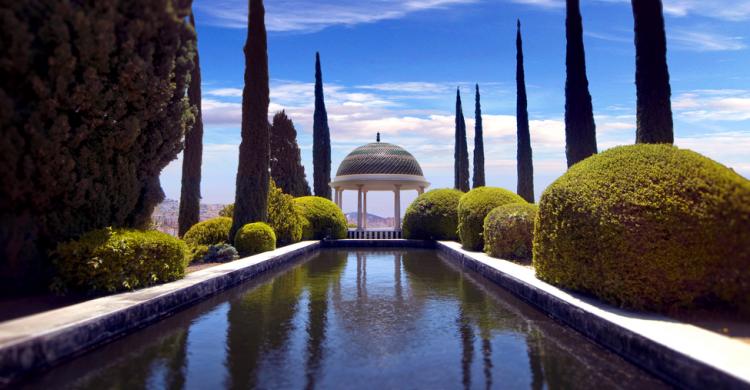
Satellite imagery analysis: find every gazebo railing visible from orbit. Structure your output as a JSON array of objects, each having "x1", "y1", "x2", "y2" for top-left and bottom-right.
[{"x1": 347, "y1": 229, "x2": 403, "y2": 239}]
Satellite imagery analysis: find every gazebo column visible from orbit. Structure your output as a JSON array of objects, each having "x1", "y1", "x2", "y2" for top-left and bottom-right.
[
  {"x1": 394, "y1": 184, "x2": 402, "y2": 231},
  {"x1": 363, "y1": 190, "x2": 368, "y2": 230},
  {"x1": 357, "y1": 185, "x2": 364, "y2": 231}
]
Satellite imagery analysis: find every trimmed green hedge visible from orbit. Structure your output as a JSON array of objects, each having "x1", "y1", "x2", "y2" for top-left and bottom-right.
[
  {"x1": 533, "y1": 144, "x2": 750, "y2": 314},
  {"x1": 182, "y1": 217, "x2": 232, "y2": 262},
  {"x1": 458, "y1": 187, "x2": 526, "y2": 251},
  {"x1": 234, "y1": 222, "x2": 276, "y2": 257},
  {"x1": 403, "y1": 189, "x2": 463, "y2": 240},
  {"x1": 293, "y1": 196, "x2": 347, "y2": 240},
  {"x1": 483, "y1": 203, "x2": 538, "y2": 263},
  {"x1": 54, "y1": 228, "x2": 188, "y2": 293}
]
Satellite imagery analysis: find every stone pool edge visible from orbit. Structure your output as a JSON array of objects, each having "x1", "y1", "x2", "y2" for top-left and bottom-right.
[
  {"x1": 436, "y1": 240, "x2": 750, "y2": 390},
  {"x1": 0, "y1": 240, "x2": 322, "y2": 386}
]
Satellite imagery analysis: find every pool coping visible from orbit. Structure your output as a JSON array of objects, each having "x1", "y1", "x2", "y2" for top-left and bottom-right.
[
  {"x1": 435, "y1": 241, "x2": 750, "y2": 390},
  {"x1": 0, "y1": 239, "x2": 748, "y2": 389}
]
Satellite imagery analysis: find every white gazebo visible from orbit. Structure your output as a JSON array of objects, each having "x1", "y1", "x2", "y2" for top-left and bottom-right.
[{"x1": 330, "y1": 134, "x2": 430, "y2": 238}]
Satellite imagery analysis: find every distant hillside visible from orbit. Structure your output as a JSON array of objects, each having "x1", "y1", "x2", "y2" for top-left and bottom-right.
[
  {"x1": 344, "y1": 212, "x2": 398, "y2": 228},
  {"x1": 151, "y1": 199, "x2": 227, "y2": 236}
]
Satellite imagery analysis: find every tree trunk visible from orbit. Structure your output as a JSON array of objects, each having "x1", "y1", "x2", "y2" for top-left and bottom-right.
[
  {"x1": 230, "y1": 0, "x2": 270, "y2": 242},
  {"x1": 565, "y1": 0, "x2": 598, "y2": 167},
  {"x1": 516, "y1": 20, "x2": 535, "y2": 203},
  {"x1": 632, "y1": 0, "x2": 674, "y2": 144},
  {"x1": 178, "y1": 11, "x2": 204, "y2": 237}
]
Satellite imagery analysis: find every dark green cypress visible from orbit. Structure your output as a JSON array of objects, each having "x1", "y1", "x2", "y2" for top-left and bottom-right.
[
  {"x1": 178, "y1": 11, "x2": 204, "y2": 237},
  {"x1": 271, "y1": 111, "x2": 311, "y2": 197},
  {"x1": 472, "y1": 84, "x2": 485, "y2": 188},
  {"x1": 313, "y1": 52, "x2": 332, "y2": 199},
  {"x1": 565, "y1": 0, "x2": 598, "y2": 167},
  {"x1": 229, "y1": 0, "x2": 270, "y2": 242},
  {"x1": 632, "y1": 0, "x2": 674, "y2": 144},
  {"x1": 516, "y1": 20, "x2": 535, "y2": 203},
  {"x1": 0, "y1": 0, "x2": 195, "y2": 291},
  {"x1": 454, "y1": 89, "x2": 470, "y2": 192}
]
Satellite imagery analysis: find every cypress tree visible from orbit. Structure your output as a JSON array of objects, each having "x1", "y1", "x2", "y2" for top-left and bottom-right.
[
  {"x1": 454, "y1": 89, "x2": 470, "y2": 192},
  {"x1": 632, "y1": 0, "x2": 674, "y2": 144},
  {"x1": 313, "y1": 52, "x2": 332, "y2": 199},
  {"x1": 472, "y1": 84, "x2": 485, "y2": 188},
  {"x1": 565, "y1": 0, "x2": 598, "y2": 167},
  {"x1": 271, "y1": 111, "x2": 312, "y2": 197},
  {"x1": 229, "y1": 0, "x2": 271, "y2": 241},
  {"x1": 178, "y1": 11, "x2": 204, "y2": 237},
  {"x1": 516, "y1": 20, "x2": 535, "y2": 203},
  {"x1": 0, "y1": 0, "x2": 195, "y2": 291}
]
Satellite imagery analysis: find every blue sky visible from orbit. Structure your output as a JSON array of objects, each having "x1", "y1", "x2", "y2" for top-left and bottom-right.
[{"x1": 160, "y1": 0, "x2": 750, "y2": 217}]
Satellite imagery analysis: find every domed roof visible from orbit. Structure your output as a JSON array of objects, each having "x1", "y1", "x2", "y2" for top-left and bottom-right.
[{"x1": 336, "y1": 142, "x2": 424, "y2": 177}]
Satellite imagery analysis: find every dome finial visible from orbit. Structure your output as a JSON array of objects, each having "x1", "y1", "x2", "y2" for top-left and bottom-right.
[{"x1": 377, "y1": 132, "x2": 380, "y2": 142}]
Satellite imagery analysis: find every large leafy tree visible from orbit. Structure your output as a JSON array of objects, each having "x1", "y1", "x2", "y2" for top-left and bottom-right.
[
  {"x1": 516, "y1": 20, "x2": 535, "y2": 203},
  {"x1": 229, "y1": 0, "x2": 270, "y2": 241},
  {"x1": 0, "y1": 0, "x2": 196, "y2": 291},
  {"x1": 313, "y1": 52, "x2": 332, "y2": 199},
  {"x1": 178, "y1": 11, "x2": 204, "y2": 237},
  {"x1": 473, "y1": 84, "x2": 485, "y2": 188},
  {"x1": 454, "y1": 89, "x2": 470, "y2": 192},
  {"x1": 565, "y1": 0, "x2": 598, "y2": 167},
  {"x1": 271, "y1": 111, "x2": 311, "y2": 197},
  {"x1": 632, "y1": 0, "x2": 673, "y2": 144}
]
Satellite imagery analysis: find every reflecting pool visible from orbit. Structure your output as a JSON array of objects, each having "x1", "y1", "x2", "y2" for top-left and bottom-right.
[{"x1": 21, "y1": 249, "x2": 667, "y2": 389}]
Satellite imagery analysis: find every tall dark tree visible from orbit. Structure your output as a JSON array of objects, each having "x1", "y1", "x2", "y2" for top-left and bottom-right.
[
  {"x1": 178, "y1": 11, "x2": 204, "y2": 237},
  {"x1": 565, "y1": 0, "x2": 598, "y2": 167},
  {"x1": 229, "y1": 0, "x2": 270, "y2": 241},
  {"x1": 516, "y1": 20, "x2": 535, "y2": 203},
  {"x1": 472, "y1": 84, "x2": 485, "y2": 188},
  {"x1": 632, "y1": 0, "x2": 674, "y2": 144},
  {"x1": 454, "y1": 89, "x2": 470, "y2": 192},
  {"x1": 271, "y1": 111, "x2": 311, "y2": 197},
  {"x1": 313, "y1": 52, "x2": 332, "y2": 199},
  {"x1": 0, "y1": 0, "x2": 196, "y2": 291}
]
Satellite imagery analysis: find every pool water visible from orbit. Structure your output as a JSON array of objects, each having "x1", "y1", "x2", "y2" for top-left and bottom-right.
[{"x1": 21, "y1": 249, "x2": 667, "y2": 389}]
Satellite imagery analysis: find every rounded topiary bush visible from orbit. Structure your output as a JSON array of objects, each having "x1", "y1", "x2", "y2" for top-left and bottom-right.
[
  {"x1": 483, "y1": 203, "x2": 538, "y2": 263},
  {"x1": 533, "y1": 144, "x2": 750, "y2": 314},
  {"x1": 234, "y1": 222, "x2": 276, "y2": 257},
  {"x1": 293, "y1": 196, "x2": 347, "y2": 240},
  {"x1": 458, "y1": 187, "x2": 526, "y2": 251},
  {"x1": 267, "y1": 181, "x2": 303, "y2": 246},
  {"x1": 182, "y1": 217, "x2": 232, "y2": 262},
  {"x1": 403, "y1": 189, "x2": 463, "y2": 240},
  {"x1": 54, "y1": 228, "x2": 189, "y2": 293}
]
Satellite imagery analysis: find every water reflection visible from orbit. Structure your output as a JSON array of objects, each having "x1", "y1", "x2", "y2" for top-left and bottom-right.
[{"x1": 22, "y1": 249, "x2": 666, "y2": 390}]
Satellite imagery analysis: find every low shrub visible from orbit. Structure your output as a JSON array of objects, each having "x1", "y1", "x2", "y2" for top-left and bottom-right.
[
  {"x1": 533, "y1": 144, "x2": 750, "y2": 314},
  {"x1": 219, "y1": 204, "x2": 234, "y2": 218},
  {"x1": 234, "y1": 222, "x2": 276, "y2": 256},
  {"x1": 457, "y1": 187, "x2": 526, "y2": 251},
  {"x1": 202, "y1": 243, "x2": 239, "y2": 263},
  {"x1": 182, "y1": 217, "x2": 232, "y2": 262},
  {"x1": 53, "y1": 228, "x2": 189, "y2": 293},
  {"x1": 483, "y1": 203, "x2": 538, "y2": 262},
  {"x1": 293, "y1": 196, "x2": 348, "y2": 240},
  {"x1": 403, "y1": 189, "x2": 463, "y2": 240}
]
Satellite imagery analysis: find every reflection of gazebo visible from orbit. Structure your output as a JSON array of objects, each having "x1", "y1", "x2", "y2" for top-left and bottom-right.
[{"x1": 330, "y1": 134, "x2": 430, "y2": 237}]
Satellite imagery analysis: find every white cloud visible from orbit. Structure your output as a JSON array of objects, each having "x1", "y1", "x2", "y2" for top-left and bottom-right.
[
  {"x1": 673, "y1": 90, "x2": 750, "y2": 121},
  {"x1": 669, "y1": 30, "x2": 746, "y2": 52},
  {"x1": 196, "y1": 0, "x2": 478, "y2": 32},
  {"x1": 662, "y1": 0, "x2": 750, "y2": 21},
  {"x1": 206, "y1": 88, "x2": 244, "y2": 97}
]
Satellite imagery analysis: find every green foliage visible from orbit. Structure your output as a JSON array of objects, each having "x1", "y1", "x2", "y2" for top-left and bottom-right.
[
  {"x1": 533, "y1": 144, "x2": 750, "y2": 314},
  {"x1": 458, "y1": 187, "x2": 526, "y2": 251},
  {"x1": 53, "y1": 228, "x2": 188, "y2": 293},
  {"x1": 403, "y1": 189, "x2": 463, "y2": 240},
  {"x1": 0, "y1": 0, "x2": 196, "y2": 290},
  {"x1": 202, "y1": 244, "x2": 239, "y2": 263},
  {"x1": 219, "y1": 204, "x2": 234, "y2": 218},
  {"x1": 484, "y1": 203, "x2": 538, "y2": 262},
  {"x1": 313, "y1": 52, "x2": 332, "y2": 199},
  {"x1": 234, "y1": 223, "x2": 276, "y2": 257},
  {"x1": 293, "y1": 197, "x2": 347, "y2": 240},
  {"x1": 454, "y1": 89, "x2": 470, "y2": 192},
  {"x1": 267, "y1": 181, "x2": 303, "y2": 246},
  {"x1": 271, "y1": 111, "x2": 311, "y2": 197},
  {"x1": 182, "y1": 217, "x2": 232, "y2": 262}
]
